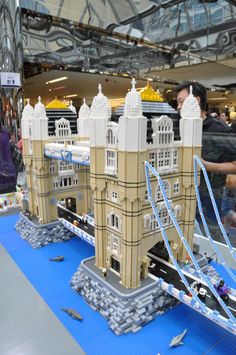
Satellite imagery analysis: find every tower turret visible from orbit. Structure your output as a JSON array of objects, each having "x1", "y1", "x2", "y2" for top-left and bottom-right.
[
  {"x1": 68, "y1": 100, "x2": 76, "y2": 114},
  {"x1": 179, "y1": 86, "x2": 202, "y2": 256},
  {"x1": 90, "y1": 85, "x2": 111, "y2": 269},
  {"x1": 21, "y1": 99, "x2": 33, "y2": 139},
  {"x1": 77, "y1": 98, "x2": 90, "y2": 140},
  {"x1": 90, "y1": 84, "x2": 111, "y2": 147},
  {"x1": 31, "y1": 96, "x2": 48, "y2": 140},
  {"x1": 118, "y1": 78, "x2": 147, "y2": 152},
  {"x1": 180, "y1": 86, "x2": 202, "y2": 146}
]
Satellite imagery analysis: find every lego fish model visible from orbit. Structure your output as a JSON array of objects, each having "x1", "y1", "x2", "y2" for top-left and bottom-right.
[
  {"x1": 49, "y1": 256, "x2": 64, "y2": 262},
  {"x1": 61, "y1": 308, "x2": 83, "y2": 321},
  {"x1": 169, "y1": 329, "x2": 187, "y2": 347}
]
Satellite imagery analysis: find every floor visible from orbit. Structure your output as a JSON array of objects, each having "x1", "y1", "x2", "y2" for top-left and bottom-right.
[
  {"x1": 0, "y1": 244, "x2": 85, "y2": 355},
  {"x1": 1, "y1": 213, "x2": 236, "y2": 355}
]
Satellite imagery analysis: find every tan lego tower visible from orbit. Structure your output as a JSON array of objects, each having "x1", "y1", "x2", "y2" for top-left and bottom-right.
[
  {"x1": 90, "y1": 81, "x2": 202, "y2": 289},
  {"x1": 25, "y1": 97, "x2": 55, "y2": 223},
  {"x1": 178, "y1": 87, "x2": 202, "y2": 259},
  {"x1": 21, "y1": 98, "x2": 92, "y2": 224},
  {"x1": 89, "y1": 84, "x2": 111, "y2": 269}
]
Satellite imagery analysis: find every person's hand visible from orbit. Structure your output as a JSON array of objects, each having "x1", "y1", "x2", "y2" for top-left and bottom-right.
[
  {"x1": 226, "y1": 175, "x2": 236, "y2": 191},
  {"x1": 201, "y1": 158, "x2": 208, "y2": 170}
]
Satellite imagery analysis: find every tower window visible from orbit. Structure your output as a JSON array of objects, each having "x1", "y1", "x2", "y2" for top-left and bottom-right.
[
  {"x1": 173, "y1": 180, "x2": 180, "y2": 194},
  {"x1": 107, "y1": 129, "x2": 116, "y2": 145},
  {"x1": 107, "y1": 150, "x2": 116, "y2": 167},
  {"x1": 111, "y1": 213, "x2": 119, "y2": 229}
]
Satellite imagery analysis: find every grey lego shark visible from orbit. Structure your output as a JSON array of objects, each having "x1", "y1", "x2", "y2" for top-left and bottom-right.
[
  {"x1": 61, "y1": 308, "x2": 83, "y2": 321},
  {"x1": 169, "y1": 329, "x2": 187, "y2": 347},
  {"x1": 49, "y1": 256, "x2": 64, "y2": 262}
]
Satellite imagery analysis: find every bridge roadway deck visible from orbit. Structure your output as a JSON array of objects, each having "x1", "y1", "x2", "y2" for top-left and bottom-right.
[
  {"x1": 148, "y1": 253, "x2": 236, "y2": 319},
  {"x1": 58, "y1": 204, "x2": 236, "y2": 322}
]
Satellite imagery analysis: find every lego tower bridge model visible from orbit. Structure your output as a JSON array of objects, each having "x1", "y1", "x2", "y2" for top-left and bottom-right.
[{"x1": 18, "y1": 80, "x2": 236, "y2": 335}]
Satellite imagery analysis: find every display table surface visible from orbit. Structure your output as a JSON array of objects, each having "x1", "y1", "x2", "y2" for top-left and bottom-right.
[{"x1": 1, "y1": 214, "x2": 236, "y2": 355}]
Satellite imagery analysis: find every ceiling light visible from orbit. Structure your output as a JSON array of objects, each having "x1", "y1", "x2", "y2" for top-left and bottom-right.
[
  {"x1": 208, "y1": 97, "x2": 227, "y2": 100},
  {"x1": 46, "y1": 76, "x2": 68, "y2": 84},
  {"x1": 64, "y1": 94, "x2": 78, "y2": 98},
  {"x1": 52, "y1": 86, "x2": 66, "y2": 91}
]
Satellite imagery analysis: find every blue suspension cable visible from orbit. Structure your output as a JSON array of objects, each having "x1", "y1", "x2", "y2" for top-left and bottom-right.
[
  {"x1": 145, "y1": 161, "x2": 235, "y2": 323},
  {"x1": 145, "y1": 163, "x2": 207, "y2": 314},
  {"x1": 193, "y1": 155, "x2": 236, "y2": 276}
]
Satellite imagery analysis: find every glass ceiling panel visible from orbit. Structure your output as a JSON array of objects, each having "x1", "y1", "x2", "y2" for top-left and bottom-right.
[
  {"x1": 21, "y1": 1, "x2": 236, "y2": 41},
  {"x1": 21, "y1": 0, "x2": 236, "y2": 76}
]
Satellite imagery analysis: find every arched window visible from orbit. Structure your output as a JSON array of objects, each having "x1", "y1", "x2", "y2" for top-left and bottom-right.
[
  {"x1": 55, "y1": 118, "x2": 71, "y2": 137},
  {"x1": 111, "y1": 213, "x2": 119, "y2": 229},
  {"x1": 155, "y1": 180, "x2": 170, "y2": 201},
  {"x1": 174, "y1": 205, "x2": 181, "y2": 219},
  {"x1": 107, "y1": 129, "x2": 115, "y2": 144},
  {"x1": 144, "y1": 214, "x2": 150, "y2": 231}
]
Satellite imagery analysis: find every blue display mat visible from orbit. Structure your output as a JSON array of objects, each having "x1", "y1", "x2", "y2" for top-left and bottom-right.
[{"x1": 1, "y1": 214, "x2": 236, "y2": 355}]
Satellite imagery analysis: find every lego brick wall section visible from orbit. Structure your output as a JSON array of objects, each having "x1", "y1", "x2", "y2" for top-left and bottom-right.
[{"x1": 1, "y1": 214, "x2": 236, "y2": 355}]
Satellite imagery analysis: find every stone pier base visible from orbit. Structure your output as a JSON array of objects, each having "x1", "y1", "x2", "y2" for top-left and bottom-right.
[
  {"x1": 15, "y1": 213, "x2": 74, "y2": 248},
  {"x1": 70, "y1": 257, "x2": 177, "y2": 335}
]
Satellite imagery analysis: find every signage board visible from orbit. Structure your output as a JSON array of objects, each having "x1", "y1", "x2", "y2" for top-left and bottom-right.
[{"x1": 0, "y1": 72, "x2": 21, "y2": 88}]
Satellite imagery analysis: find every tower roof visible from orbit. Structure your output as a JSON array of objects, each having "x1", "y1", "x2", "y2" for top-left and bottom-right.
[
  {"x1": 46, "y1": 98, "x2": 68, "y2": 109},
  {"x1": 22, "y1": 99, "x2": 34, "y2": 119},
  {"x1": 34, "y1": 96, "x2": 47, "y2": 118},
  {"x1": 139, "y1": 81, "x2": 164, "y2": 102},
  {"x1": 91, "y1": 84, "x2": 111, "y2": 119},
  {"x1": 79, "y1": 98, "x2": 90, "y2": 119},
  {"x1": 124, "y1": 78, "x2": 142, "y2": 118},
  {"x1": 181, "y1": 86, "x2": 201, "y2": 119}
]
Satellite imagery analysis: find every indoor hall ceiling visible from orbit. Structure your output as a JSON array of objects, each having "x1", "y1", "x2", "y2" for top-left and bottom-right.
[
  {"x1": 24, "y1": 69, "x2": 236, "y2": 109},
  {"x1": 23, "y1": 69, "x2": 154, "y2": 104},
  {"x1": 21, "y1": 1, "x2": 236, "y2": 81}
]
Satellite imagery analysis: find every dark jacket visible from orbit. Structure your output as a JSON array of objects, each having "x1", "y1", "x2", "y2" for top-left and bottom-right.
[{"x1": 0, "y1": 128, "x2": 16, "y2": 193}]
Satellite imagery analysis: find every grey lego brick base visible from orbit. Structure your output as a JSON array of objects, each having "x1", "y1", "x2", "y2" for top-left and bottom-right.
[
  {"x1": 0, "y1": 206, "x2": 21, "y2": 217},
  {"x1": 15, "y1": 213, "x2": 74, "y2": 248},
  {"x1": 71, "y1": 257, "x2": 177, "y2": 336}
]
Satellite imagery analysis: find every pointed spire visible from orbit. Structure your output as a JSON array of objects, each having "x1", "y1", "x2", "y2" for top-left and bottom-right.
[
  {"x1": 34, "y1": 96, "x2": 47, "y2": 118},
  {"x1": 79, "y1": 98, "x2": 90, "y2": 119},
  {"x1": 189, "y1": 85, "x2": 193, "y2": 96},
  {"x1": 181, "y1": 85, "x2": 201, "y2": 120},
  {"x1": 68, "y1": 100, "x2": 76, "y2": 114},
  {"x1": 22, "y1": 98, "x2": 33, "y2": 119},
  {"x1": 124, "y1": 79, "x2": 142, "y2": 118},
  {"x1": 91, "y1": 84, "x2": 111, "y2": 119},
  {"x1": 131, "y1": 78, "x2": 136, "y2": 91},
  {"x1": 98, "y1": 83, "x2": 102, "y2": 95}
]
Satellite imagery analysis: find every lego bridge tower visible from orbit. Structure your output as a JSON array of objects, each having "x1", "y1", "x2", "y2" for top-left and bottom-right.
[{"x1": 90, "y1": 81, "x2": 202, "y2": 289}]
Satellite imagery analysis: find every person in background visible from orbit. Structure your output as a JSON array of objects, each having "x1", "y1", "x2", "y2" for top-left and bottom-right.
[
  {"x1": 0, "y1": 122, "x2": 17, "y2": 194},
  {"x1": 219, "y1": 112, "x2": 230, "y2": 126},
  {"x1": 176, "y1": 81, "x2": 236, "y2": 239},
  {"x1": 175, "y1": 81, "x2": 234, "y2": 169},
  {"x1": 17, "y1": 128, "x2": 23, "y2": 154},
  {"x1": 210, "y1": 112, "x2": 219, "y2": 120},
  {"x1": 9, "y1": 129, "x2": 25, "y2": 186}
]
